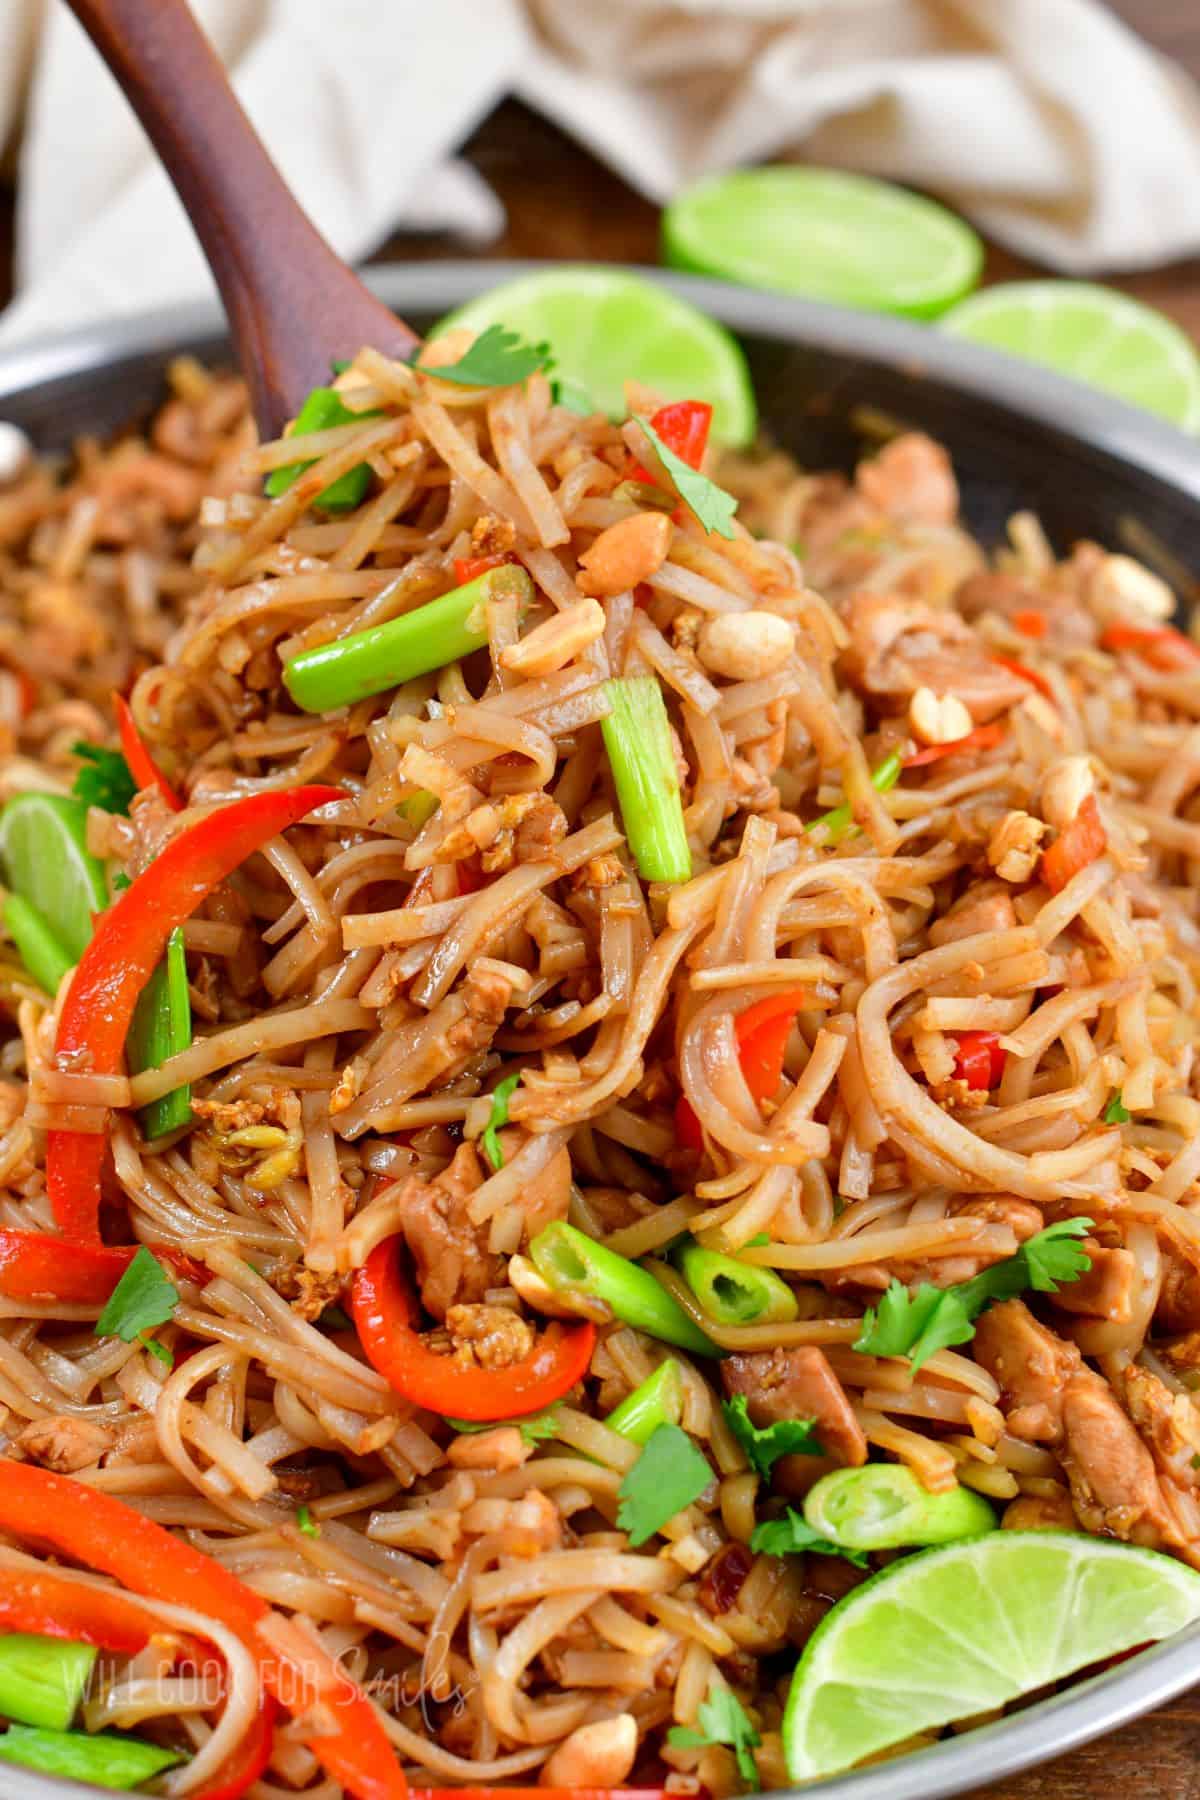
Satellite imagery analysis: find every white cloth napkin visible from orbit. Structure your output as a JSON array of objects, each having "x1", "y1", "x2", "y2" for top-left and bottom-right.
[{"x1": 3, "y1": 0, "x2": 1200, "y2": 347}]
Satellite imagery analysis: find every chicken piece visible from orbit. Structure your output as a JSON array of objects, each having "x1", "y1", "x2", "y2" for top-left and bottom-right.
[
  {"x1": 275, "y1": 1264, "x2": 347, "y2": 1323},
  {"x1": 957, "y1": 1197, "x2": 1044, "y2": 1241},
  {"x1": 1155, "y1": 1252, "x2": 1200, "y2": 1334},
  {"x1": 838, "y1": 591, "x2": 1030, "y2": 723},
  {"x1": 928, "y1": 883, "x2": 1017, "y2": 947},
  {"x1": 443, "y1": 964, "x2": 513, "y2": 1064},
  {"x1": 856, "y1": 434, "x2": 958, "y2": 527},
  {"x1": 446, "y1": 1303, "x2": 535, "y2": 1369},
  {"x1": 1059, "y1": 1372, "x2": 1169, "y2": 1543},
  {"x1": 722, "y1": 1346, "x2": 867, "y2": 1468},
  {"x1": 399, "y1": 1143, "x2": 502, "y2": 1320},
  {"x1": 1051, "y1": 1243, "x2": 1138, "y2": 1322},
  {"x1": 18, "y1": 1414, "x2": 114, "y2": 1473},
  {"x1": 1119, "y1": 1364, "x2": 1200, "y2": 1491},
  {"x1": 955, "y1": 570, "x2": 1097, "y2": 650},
  {"x1": 973, "y1": 1299, "x2": 1081, "y2": 1443}
]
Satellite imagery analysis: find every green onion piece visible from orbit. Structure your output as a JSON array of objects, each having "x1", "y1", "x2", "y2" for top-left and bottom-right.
[
  {"x1": 530, "y1": 1222, "x2": 717, "y2": 1356},
  {"x1": 0, "y1": 1636, "x2": 97, "y2": 1731},
  {"x1": 605, "y1": 1359, "x2": 684, "y2": 1445},
  {"x1": 600, "y1": 677, "x2": 691, "y2": 884},
  {"x1": 2, "y1": 894, "x2": 72, "y2": 996},
  {"x1": 808, "y1": 751, "x2": 903, "y2": 845},
  {"x1": 804, "y1": 1463, "x2": 996, "y2": 1550},
  {"x1": 265, "y1": 386, "x2": 382, "y2": 511},
  {"x1": 1104, "y1": 1092, "x2": 1131, "y2": 1124},
  {"x1": 0, "y1": 1723, "x2": 182, "y2": 1789},
  {"x1": 127, "y1": 927, "x2": 192, "y2": 1141},
  {"x1": 284, "y1": 564, "x2": 532, "y2": 714},
  {"x1": 676, "y1": 1239, "x2": 798, "y2": 1327},
  {"x1": 398, "y1": 789, "x2": 439, "y2": 830}
]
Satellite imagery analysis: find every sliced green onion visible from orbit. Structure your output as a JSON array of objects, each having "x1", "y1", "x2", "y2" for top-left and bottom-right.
[
  {"x1": 0, "y1": 1723, "x2": 182, "y2": 1789},
  {"x1": 0, "y1": 1635, "x2": 97, "y2": 1731},
  {"x1": 127, "y1": 927, "x2": 192, "y2": 1141},
  {"x1": 284, "y1": 563, "x2": 532, "y2": 714},
  {"x1": 265, "y1": 385, "x2": 382, "y2": 511},
  {"x1": 1104, "y1": 1092, "x2": 1131, "y2": 1124},
  {"x1": 605, "y1": 1359, "x2": 684, "y2": 1445},
  {"x1": 399, "y1": 789, "x2": 439, "y2": 830},
  {"x1": 804, "y1": 1463, "x2": 996, "y2": 1550},
  {"x1": 2, "y1": 894, "x2": 72, "y2": 996},
  {"x1": 808, "y1": 751, "x2": 903, "y2": 844},
  {"x1": 676, "y1": 1240, "x2": 798, "y2": 1326},
  {"x1": 530, "y1": 1222, "x2": 716, "y2": 1356},
  {"x1": 600, "y1": 677, "x2": 691, "y2": 884}
]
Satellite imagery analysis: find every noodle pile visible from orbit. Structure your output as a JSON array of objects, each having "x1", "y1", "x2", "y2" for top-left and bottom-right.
[{"x1": 0, "y1": 342, "x2": 1199, "y2": 1793}]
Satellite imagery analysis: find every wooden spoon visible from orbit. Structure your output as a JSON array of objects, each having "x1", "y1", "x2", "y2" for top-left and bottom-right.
[{"x1": 67, "y1": 0, "x2": 421, "y2": 438}]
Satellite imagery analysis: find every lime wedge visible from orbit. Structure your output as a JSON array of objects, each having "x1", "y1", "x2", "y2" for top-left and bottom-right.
[
  {"x1": 662, "y1": 166, "x2": 983, "y2": 321},
  {"x1": 941, "y1": 282, "x2": 1200, "y2": 432},
  {"x1": 782, "y1": 1530, "x2": 1200, "y2": 1783},
  {"x1": 433, "y1": 267, "x2": 756, "y2": 447},
  {"x1": 0, "y1": 793, "x2": 107, "y2": 962}
]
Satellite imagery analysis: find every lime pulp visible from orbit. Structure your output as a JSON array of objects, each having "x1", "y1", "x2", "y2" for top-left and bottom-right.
[
  {"x1": 0, "y1": 793, "x2": 108, "y2": 962},
  {"x1": 782, "y1": 1530, "x2": 1200, "y2": 1782},
  {"x1": 433, "y1": 266, "x2": 757, "y2": 447},
  {"x1": 662, "y1": 166, "x2": 983, "y2": 321},
  {"x1": 941, "y1": 281, "x2": 1200, "y2": 432}
]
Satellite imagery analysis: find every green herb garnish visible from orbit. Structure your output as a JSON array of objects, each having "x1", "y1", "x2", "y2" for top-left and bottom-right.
[
  {"x1": 448, "y1": 1407, "x2": 560, "y2": 1448},
  {"x1": 669, "y1": 1682, "x2": 761, "y2": 1789},
  {"x1": 854, "y1": 1218, "x2": 1093, "y2": 1374},
  {"x1": 750, "y1": 1508, "x2": 869, "y2": 1569},
  {"x1": 424, "y1": 325, "x2": 552, "y2": 389},
  {"x1": 95, "y1": 1246, "x2": 178, "y2": 1367},
  {"x1": 1104, "y1": 1093, "x2": 1131, "y2": 1123},
  {"x1": 616, "y1": 1423, "x2": 713, "y2": 1546},
  {"x1": 634, "y1": 415, "x2": 737, "y2": 539},
  {"x1": 722, "y1": 1394, "x2": 823, "y2": 1478},
  {"x1": 71, "y1": 742, "x2": 135, "y2": 815}
]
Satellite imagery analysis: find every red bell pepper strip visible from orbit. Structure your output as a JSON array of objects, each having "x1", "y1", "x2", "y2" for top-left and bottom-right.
[
  {"x1": 452, "y1": 552, "x2": 513, "y2": 586},
  {"x1": 1011, "y1": 609, "x2": 1048, "y2": 639},
  {"x1": 674, "y1": 1093, "x2": 704, "y2": 1152},
  {"x1": 903, "y1": 723, "x2": 1005, "y2": 768},
  {"x1": 0, "y1": 1563, "x2": 169, "y2": 1654},
  {"x1": 0, "y1": 1463, "x2": 406, "y2": 1800},
  {"x1": 47, "y1": 783, "x2": 341, "y2": 1241},
  {"x1": 734, "y1": 989, "x2": 811, "y2": 1106},
  {"x1": 952, "y1": 1031, "x2": 1006, "y2": 1091},
  {"x1": 629, "y1": 399, "x2": 713, "y2": 483},
  {"x1": 352, "y1": 1236, "x2": 595, "y2": 1421},
  {"x1": 1041, "y1": 792, "x2": 1107, "y2": 894},
  {"x1": 0, "y1": 1229, "x2": 204, "y2": 1302},
  {"x1": 196, "y1": 1697, "x2": 279, "y2": 1800},
  {"x1": 991, "y1": 654, "x2": 1055, "y2": 702},
  {"x1": 1100, "y1": 622, "x2": 1200, "y2": 672},
  {"x1": 115, "y1": 694, "x2": 182, "y2": 811}
]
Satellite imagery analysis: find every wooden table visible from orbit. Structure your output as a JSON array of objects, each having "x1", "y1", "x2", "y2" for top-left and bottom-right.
[{"x1": 2, "y1": 2, "x2": 1200, "y2": 1794}]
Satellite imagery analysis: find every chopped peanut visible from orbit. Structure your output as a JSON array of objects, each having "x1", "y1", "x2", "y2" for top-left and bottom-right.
[
  {"x1": 908, "y1": 685, "x2": 973, "y2": 746},
  {"x1": 987, "y1": 810, "x2": 1046, "y2": 883},
  {"x1": 578, "y1": 511, "x2": 673, "y2": 598},
  {"x1": 1089, "y1": 553, "x2": 1175, "y2": 624},
  {"x1": 697, "y1": 610, "x2": 795, "y2": 681},
  {"x1": 541, "y1": 1714, "x2": 639, "y2": 1789},
  {"x1": 1040, "y1": 755, "x2": 1095, "y2": 832},
  {"x1": 500, "y1": 598, "x2": 606, "y2": 677}
]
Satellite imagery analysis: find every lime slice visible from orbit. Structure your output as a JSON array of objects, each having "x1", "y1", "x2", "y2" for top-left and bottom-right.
[
  {"x1": 0, "y1": 793, "x2": 107, "y2": 962},
  {"x1": 662, "y1": 166, "x2": 983, "y2": 321},
  {"x1": 941, "y1": 282, "x2": 1200, "y2": 431},
  {"x1": 782, "y1": 1530, "x2": 1200, "y2": 1783},
  {"x1": 433, "y1": 267, "x2": 756, "y2": 447}
]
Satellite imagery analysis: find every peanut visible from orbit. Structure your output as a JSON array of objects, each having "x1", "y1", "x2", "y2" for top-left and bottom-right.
[{"x1": 577, "y1": 511, "x2": 673, "y2": 598}]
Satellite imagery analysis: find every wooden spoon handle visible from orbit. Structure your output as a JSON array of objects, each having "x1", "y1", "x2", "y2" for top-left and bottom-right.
[{"x1": 67, "y1": 0, "x2": 419, "y2": 436}]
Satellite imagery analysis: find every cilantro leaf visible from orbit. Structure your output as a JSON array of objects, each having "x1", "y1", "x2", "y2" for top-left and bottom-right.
[
  {"x1": 481, "y1": 1072, "x2": 521, "y2": 1171},
  {"x1": 296, "y1": 1503, "x2": 320, "y2": 1538},
  {"x1": 855, "y1": 1218, "x2": 1094, "y2": 1373},
  {"x1": 72, "y1": 742, "x2": 136, "y2": 815},
  {"x1": 669, "y1": 1683, "x2": 761, "y2": 1789},
  {"x1": 141, "y1": 1336, "x2": 175, "y2": 1368},
  {"x1": 1104, "y1": 1093, "x2": 1131, "y2": 1124},
  {"x1": 424, "y1": 325, "x2": 553, "y2": 389},
  {"x1": 722, "y1": 1394, "x2": 823, "y2": 1478},
  {"x1": 448, "y1": 1406, "x2": 560, "y2": 1448},
  {"x1": 616, "y1": 1423, "x2": 712, "y2": 1546},
  {"x1": 750, "y1": 1509, "x2": 869, "y2": 1569},
  {"x1": 634, "y1": 415, "x2": 738, "y2": 540},
  {"x1": 96, "y1": 1248, "x2": 178, "y2": 1344}
]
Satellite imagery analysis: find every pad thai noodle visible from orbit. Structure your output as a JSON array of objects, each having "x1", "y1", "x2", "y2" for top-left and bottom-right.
[{"x1": 0, "y1": 333, "x2": 1196, "y2": 1795}]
